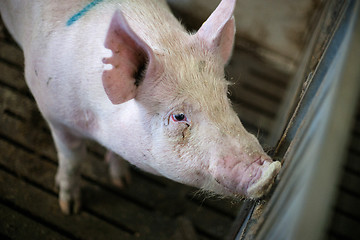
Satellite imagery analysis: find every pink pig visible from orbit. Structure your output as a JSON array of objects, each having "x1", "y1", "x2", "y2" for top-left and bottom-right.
[{"x1": 1, "y1": 0, "x2": 281, "y2": 214}]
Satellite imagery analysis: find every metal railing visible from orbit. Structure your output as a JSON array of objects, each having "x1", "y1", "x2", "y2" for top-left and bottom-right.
[{"x1": 230, "y1": 1, "x2": 360, "y2": 239}]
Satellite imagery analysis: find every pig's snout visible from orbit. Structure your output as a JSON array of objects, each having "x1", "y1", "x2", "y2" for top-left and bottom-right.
[
  {"x1": 245, "y1": 158, "x2": 281, "y2": 198},
  {"x1": 209, "y1": 154, "x2": 281, "y2": 198}
]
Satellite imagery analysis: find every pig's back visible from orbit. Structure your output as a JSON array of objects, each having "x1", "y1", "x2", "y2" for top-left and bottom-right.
[{"x1": 0, "y1": 0, "x2": 92, "y2": 48}]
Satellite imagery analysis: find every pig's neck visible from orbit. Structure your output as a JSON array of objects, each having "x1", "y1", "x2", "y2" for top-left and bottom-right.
[{"x1": 96, "y1": 100, "x2": 161, "y2": 175}]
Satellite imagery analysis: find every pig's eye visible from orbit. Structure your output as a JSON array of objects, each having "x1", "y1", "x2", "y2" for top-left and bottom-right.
[{"x1": 171, "y1": 113, "x2": 187, "y2": 122}]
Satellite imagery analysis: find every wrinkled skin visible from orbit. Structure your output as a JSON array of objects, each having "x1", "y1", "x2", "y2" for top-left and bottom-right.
[{"x1": 0, "y1": 0, "x2": 281, "y2": 214}]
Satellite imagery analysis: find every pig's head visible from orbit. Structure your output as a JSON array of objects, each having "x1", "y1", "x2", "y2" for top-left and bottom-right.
[{"x1": 102, "y1": 0, "x2": 281, "y2": 199}]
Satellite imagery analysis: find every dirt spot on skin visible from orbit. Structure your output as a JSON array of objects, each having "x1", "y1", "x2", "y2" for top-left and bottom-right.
[
  {"x1": 46, "y1": 77, "x2": 53, "y2": 86},
  {"x1": 198, "y1": 60, "x2": 206, "y2": 73}
]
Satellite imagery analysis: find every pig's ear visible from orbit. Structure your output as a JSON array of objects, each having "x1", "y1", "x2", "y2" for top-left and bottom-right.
[
  {"x1": 196, "y1": 0, "x2": 236, "y2": 64},
  {"x1": 102, "y1": 11, "x2": 154, "y2": 105}
]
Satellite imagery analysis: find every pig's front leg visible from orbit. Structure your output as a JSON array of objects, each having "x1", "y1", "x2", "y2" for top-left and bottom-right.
[
  {"x1": 49, "y1": 123, "x2": 85, "y2": 214},
  {"x1": 105, "y1": 150, "x2": 131, "y2": 188}
]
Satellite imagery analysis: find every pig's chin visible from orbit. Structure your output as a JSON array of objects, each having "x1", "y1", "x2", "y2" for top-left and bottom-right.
[{"x1": 207, "y1": 156, "x2": 281, "y2": 199}]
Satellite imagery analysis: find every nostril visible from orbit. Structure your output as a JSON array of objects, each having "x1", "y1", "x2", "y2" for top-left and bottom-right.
[
  {"x1": 254, "y1": 156, "x2": 273, "y2": 166},
  {"x1": 254, "y1": 157, "x2": 264, "y2": 165}
]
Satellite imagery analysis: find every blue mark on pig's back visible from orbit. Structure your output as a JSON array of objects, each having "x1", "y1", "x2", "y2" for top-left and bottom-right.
[{"x1": 66, "y1": 0, "x2": 105, "y2": 26}]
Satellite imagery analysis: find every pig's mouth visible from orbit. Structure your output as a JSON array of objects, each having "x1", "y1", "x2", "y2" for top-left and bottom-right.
[
  {"x1": 244, "y1": 158, "x2": 281, "y2": 199},
  {"x1": 209, "y1": 156, "x2": 281, "y2": 199}
]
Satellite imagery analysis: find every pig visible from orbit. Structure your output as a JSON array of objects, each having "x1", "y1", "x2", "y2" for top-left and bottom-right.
[{"x1": 0, "y1": 0, "x2": 281, "y2": 214}]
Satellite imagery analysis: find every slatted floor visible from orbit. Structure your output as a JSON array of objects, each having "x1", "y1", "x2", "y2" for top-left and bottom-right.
[{"x1": 0, "y1": 18, "x2": 291, "y2": 240}]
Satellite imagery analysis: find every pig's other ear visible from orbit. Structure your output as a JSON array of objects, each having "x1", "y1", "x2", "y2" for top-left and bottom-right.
[
  {"x1": 196, "y1": 0, "x2": 236, "y2": 64},
  {"x1": 102, "y1": 10, "x2": 154, "y2": 105}
]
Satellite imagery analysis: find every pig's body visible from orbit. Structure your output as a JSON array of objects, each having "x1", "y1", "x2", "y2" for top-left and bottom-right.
[
  {"x1": 2, "y1": 0, "x2": 189, "y2": 175},
  {"x1": 1, "y1": 0, "x2": 281, "y2": 214},
  {"x1": 1, "y1": 0, "x2": 184, "y2": 174}
]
